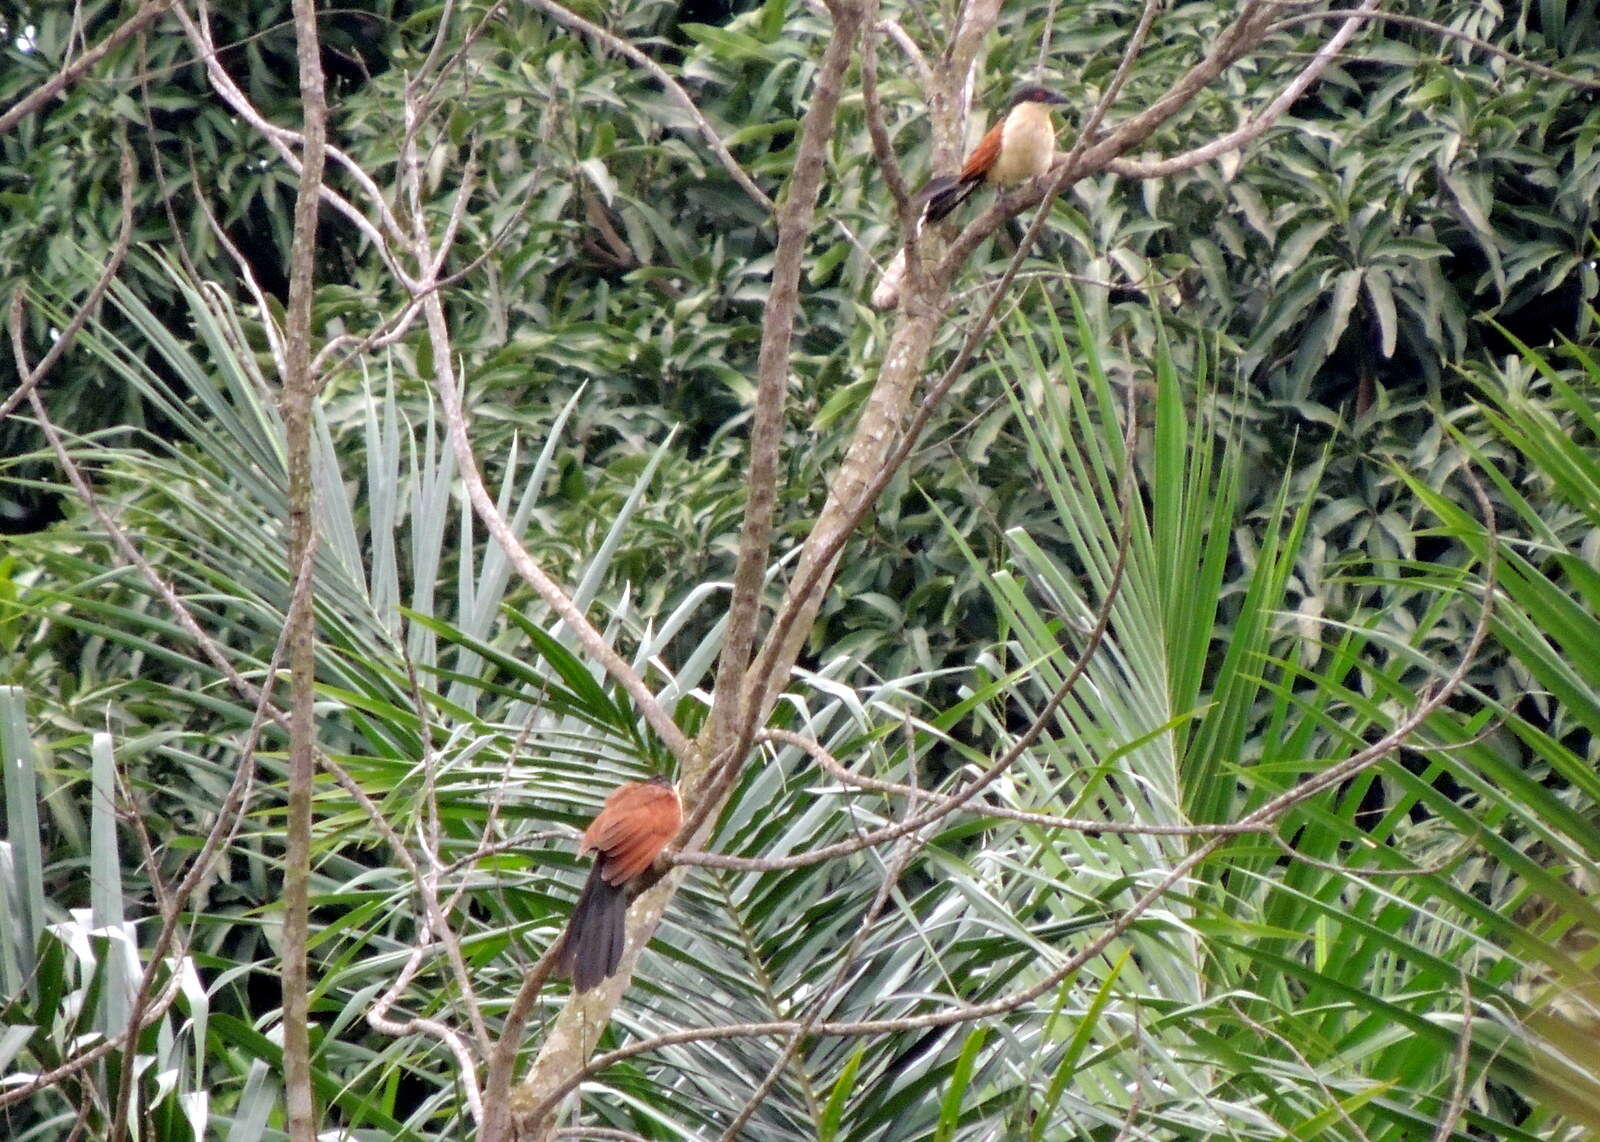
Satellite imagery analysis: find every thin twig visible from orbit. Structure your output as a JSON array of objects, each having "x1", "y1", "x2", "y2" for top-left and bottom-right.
[
  {"x1": 1271, "y1": 9, "x2": 1600, "y2": 92},
  {"x1": 879, "y1": 19, "x2": 932, "y2": 90},
  {"x1": 947, "y1": 0, "x2": 1278, "y2": 265},
  {"x1": 861, "y1": 0, "x2": 918, "y2": 263},
  {"x1": 189, "y1": 162, "x2": 289, "y2": 378},
  {"x1": 172, "y1": 2, "x2": 419, "y2": 287},
  {"x1": 0, "y1": 972, "x2": 184, "y2": 1110},
  {"x1": 1228, "y1": 1000, "x2": 1376, "y2": 1142},
  {"x1": 399, "y1": 649, "x2": 494, "y2": 1059},
  {"x1": 734, "y1": 0, "x2": 1171, "y2": 745},
  {"x1": 704, "y1": 351, "x2": 1141, "y2": 873},
  {"x1": 757, "y1": 727, "x2": 1268, "y2": 839},
  {"x1": 1033, "y1": 0, "x2": 1062, "y2": 77},
  {"x1": 1, "y1": 141, "x2": 136, "y2": 425},
  {"x1": 0, "y1": 0, "x2": 175, "y2": 138},
  {"x1": 416, "y1": 195, "x2": 696, "y2": 775},
  {"x1": 712, "y1": 800, "x2": 925, "y2": 1140},
  {"x1": 1110, "y1": 0, "x2": 1377, "y2": 179},
  {"x1": 367, "y1": 940, "x2": 486, "y2": 1124},
  {"x1": 18, "y1": 388, "x2": 285, "y2": 1140},
  {"x1": 521, "y1": 0, "x2": 772, "y2": 212},
  {"x1": 1268, "y1": 827, "x2": 1480, "y2": 878},
  {"x1": 1431, "y1": 975, "x2": 1474, "y2": 1142}
]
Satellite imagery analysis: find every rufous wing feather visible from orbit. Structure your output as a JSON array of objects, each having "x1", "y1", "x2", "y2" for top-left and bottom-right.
[
  {"x1": 583, "y1": 782, "x2": 682, "y2": 884},
  {"x1": 604, "y1": 787, "x2": 681, "y2": 882},
  {"x1": 921, "y1": 122, "x2": 1005, "y2": 224},
  {"x1": 959, "y1": 121, "x2": 1004, "y2": 184},
  {"x1": 559, "y1": 778, "x2": 682, "y2": 991},
  {"x1": 583, "y1": 781, "x2": 662, "y2": 849}
]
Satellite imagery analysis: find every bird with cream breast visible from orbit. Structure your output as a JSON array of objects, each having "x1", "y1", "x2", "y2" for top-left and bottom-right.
[{"x1": 873, "y1": 85, "x2": 1071, "y2": 310}]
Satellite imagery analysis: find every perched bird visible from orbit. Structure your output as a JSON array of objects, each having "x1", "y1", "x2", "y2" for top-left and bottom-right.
[
  {"x1": 554, "y1": 775, "x2": 683, "y2": 992},
  {"x1": 872, "y1": 85, "x2": 1071, "y2": 310}
]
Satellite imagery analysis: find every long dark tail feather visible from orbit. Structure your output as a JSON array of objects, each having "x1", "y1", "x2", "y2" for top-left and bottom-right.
[
  {"x1": 921, "y1": 176, "x2": 980, "y2": 225},
  {"x1": 556, "y1": 862, "x2": 628, "y2": 991}
]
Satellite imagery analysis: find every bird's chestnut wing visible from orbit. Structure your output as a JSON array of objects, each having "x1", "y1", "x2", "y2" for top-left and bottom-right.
[
  {"x1": 959, "y1": 121, "x2": 1004, "y2": 184},
  {"x1": 582, "y1": 782, "x2": 682, "y2": 884}
]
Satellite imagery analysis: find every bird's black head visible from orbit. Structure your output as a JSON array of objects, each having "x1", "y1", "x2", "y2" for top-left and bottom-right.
[{"x1": 1010, "y1": 85, "x2": 1070, "y2": 108}]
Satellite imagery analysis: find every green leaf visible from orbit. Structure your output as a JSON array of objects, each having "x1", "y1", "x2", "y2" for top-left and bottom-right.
[
  {"x1": 0, "y1": 687, "x2": 44, "y2": 1000},
  {"x1": 1365, "y1": 268, "x2": 1398, "y2": 357},
  {"x1": 934, "y1": 1026, "x2": 988, "y2": 1142},
  {"x1": 819, "y1": 1043, "x2": 866, "y2": 1142}
]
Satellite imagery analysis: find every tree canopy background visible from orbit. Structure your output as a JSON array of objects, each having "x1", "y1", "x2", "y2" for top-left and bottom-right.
[{"x1": 3, "y1": 0, "x2": 1600, "y2": 1139}]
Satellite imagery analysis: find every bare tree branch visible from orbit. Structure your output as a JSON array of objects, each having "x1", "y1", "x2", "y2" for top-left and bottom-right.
[
  {"x1": 732, "y1": 0, "x2": 1004, "y2": 770},
  {"x1": 368, "y1": 940, "x2": 487, "y2": 1125},
  {"x1": 0, "y1": 0, "x2": 175, "y2": 138},
  {"x1": 171, "y1": 2, "x2": 420, "y2": 289},
  {"x1": 860, "y1": 0, "x2": 926, "y2": 308},
  {"x1": 939, "y1": 0, "x2": 1000, "y2": 168},
  {"x1": 708, "y1": 4, "x2": 864, "y2": 793},
  {"x1": 1273, "y1": 8, "x2": 1600, "y2": 92},
  {"x1": 1111, "y1": 0, "x2": 1377, "y2": 179},
  {"x1": 727, "y1": 1, "x2": 1325, "y2": 756},
  {"x1": 948, "y1": 0, "x2": 1280, "y2": 265},
  {"x1": 521, "y1": 0, "x2": 773, "y2": 212},
  {"x1": 734, "y1": 0, "x2": 1173, "y2": 749},
  {"x1": 421, "y1": 260, "x2": 697, "y2": 770},
  {"x1": 0, "y1": 970, "x2": 184, "y2": 1111},
  {"x1": 1269, "y1": 826, "x2": 1481, "y2": 878},
  {"x1": 189, "y1": 164, "x2": 290, "y2": 377},
  {"x1": 1067, "y1": 0, "x2": 1164, "y2": 168},
  {"x1": 687, "y1": 386, "x2": 1141, "y2": 873},
  {"x1": 754, "y1": 728, "x2": 1268, "y2": 841},
  {"x1": 711, "y1": 792, "x2": 925, "y2": 1140},
  {"x1": 358, "y1": 84, "x2": 696, "y2": 770},
  {"x1": 105, "y1": 556, "x2": 293, "y2": 1142},
  {"x1": 279, "y1": 0, "x2": 329, "y2": 1136},
  {"x1": 1, "y1": 141, "x2": 135, "y2": 425},
  {"x1": 878, "y1": 19, "x2": 932, "y2": 91},
  {"x1": 511, "y1": 4, "x2": 865, "y2": 1133},
  {"x1": 396, "y1": 646, "x2": 495, "y2": 1062},
  {"x1": 862, "y1": 4, "x2": 915, "y2": 233},
  {"x1": 10, "y1": 311, "x2": 278, "y2": 1135},
  {"x1": 7, "y1": 168, "x2": 477, "y2": 1142}
]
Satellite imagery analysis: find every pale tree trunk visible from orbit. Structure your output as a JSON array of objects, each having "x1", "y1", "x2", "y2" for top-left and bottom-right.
[
  {"x1": 280, "y1": 0, "x2": 328, "y2": 1138},
  {"x1": 505, "y1": 2, "x2": 1004, "y2": 1134}
]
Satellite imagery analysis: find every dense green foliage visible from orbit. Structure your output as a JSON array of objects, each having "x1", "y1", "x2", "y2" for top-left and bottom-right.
[{"x1": 3, "y1": 0, "x2": 1600, "y2": 1138}]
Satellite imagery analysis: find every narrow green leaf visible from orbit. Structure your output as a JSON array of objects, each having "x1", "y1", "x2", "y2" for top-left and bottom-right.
[
  {"x1": 933, "y1": 1026, "x2": 988, "y2": 1142},
  {"x1": 90, "y1": 733, "x2": 129, "y2": 1038},
  {"x1": 0, "y1": 687, "x2": 44, "y2": 999},
  {"x1": 819, "y1": 1043, "x2": 866, "y2": 1142},
  {"x1": 1033, "y1": 950, "x2": 1129, "y2": 1140}
]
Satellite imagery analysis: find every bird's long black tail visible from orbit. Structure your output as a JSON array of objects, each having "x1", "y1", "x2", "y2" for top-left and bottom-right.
[
  {"x1": 921, "y1": 175, "x2": 980, "y2": 225},
  {"x1": 555, "y1": 862, "x2": 627, "y2": 991}
]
